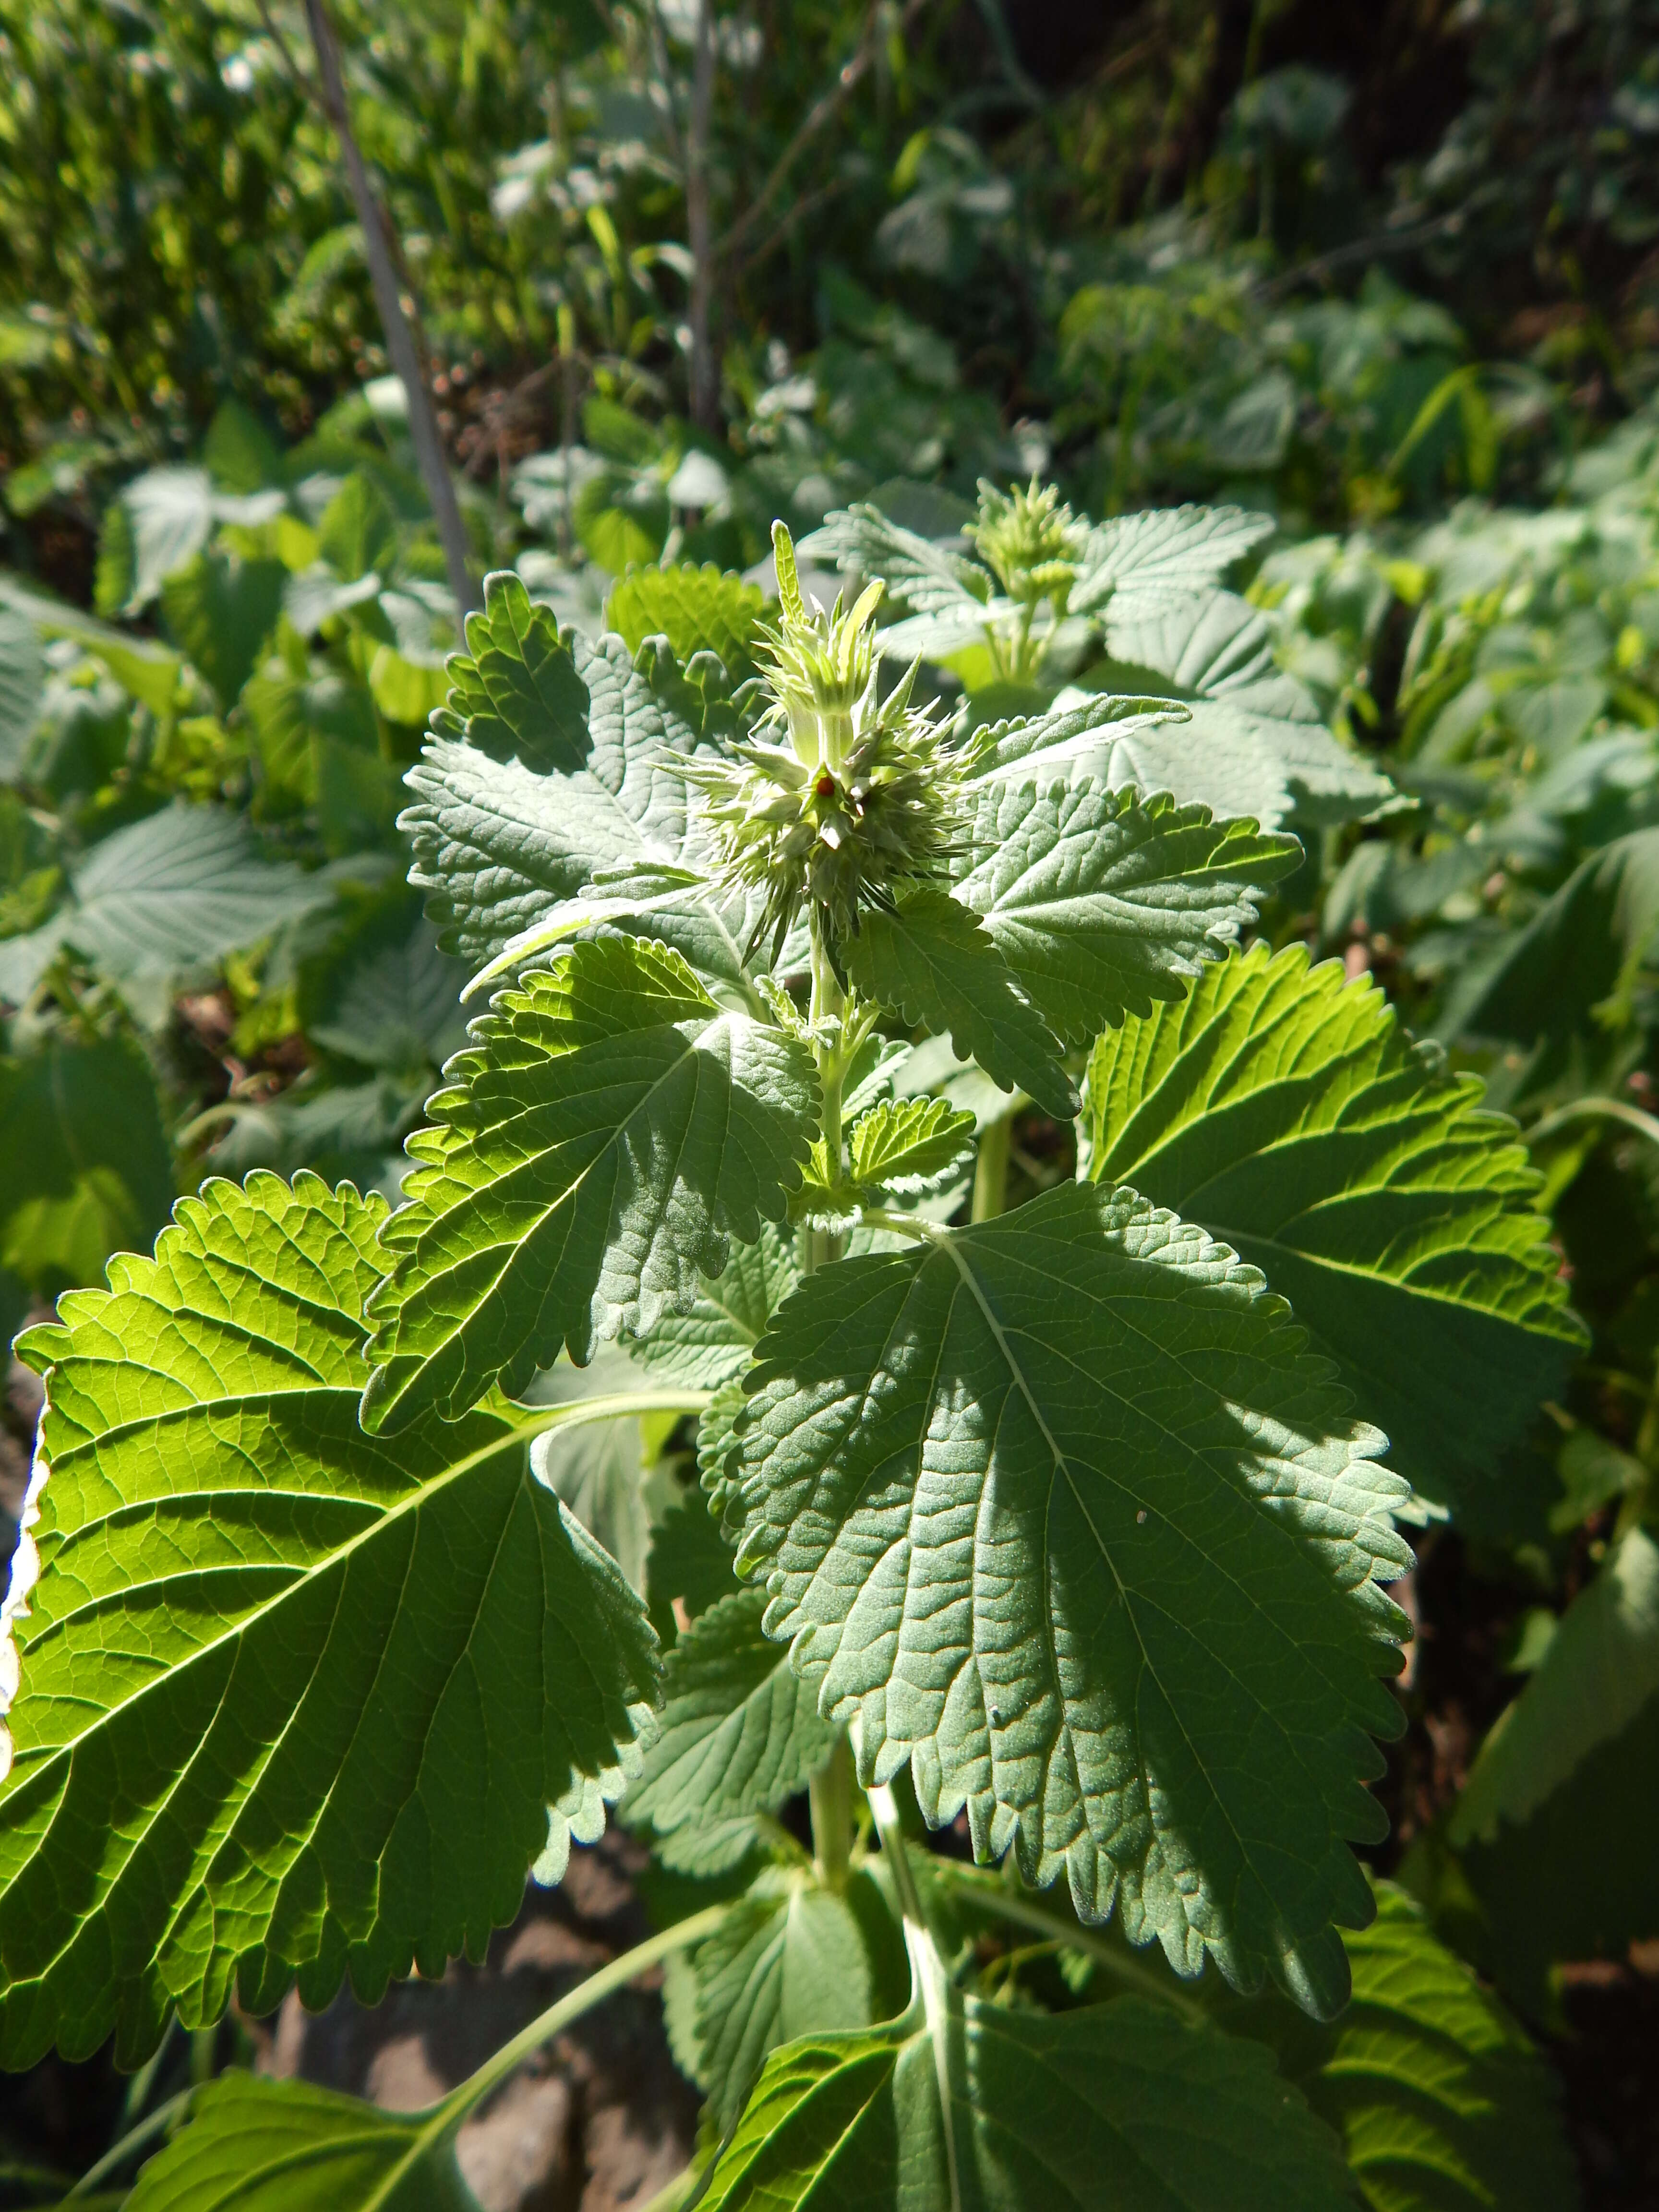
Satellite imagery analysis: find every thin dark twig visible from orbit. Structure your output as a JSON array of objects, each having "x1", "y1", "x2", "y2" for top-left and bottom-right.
[
  {"x1": 1257, "y1": 214, "x2": 1466, "y2": 300},
  {"x1": 247, "y1": 0, "x2": 316, "y2": 96},
  {"x1": 302, "y1": 0, "x2": 478, "y2": 608},
  {"x1": 740, "y1": 176, "x2": 851, "y2": 276},
  {"x1": 718, "y1": 0, "x2": 932, "y2": 266}
]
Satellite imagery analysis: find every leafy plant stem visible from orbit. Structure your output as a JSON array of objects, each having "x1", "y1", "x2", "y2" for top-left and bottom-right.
[
  {"x1": 807, "y1": 1730, "x2": 854, "y2": 1890},
  {"x1": 66, "y1": 2088, "x2": 191, "y2": 2198},
  {"x1": 523, "y1": 1389, "x2": 713, "y2": 1438},
  {"x1": 432, "y1": 1901, "x2": 733, "y2": 2131},
  {"x1": 1526, "y1": 1096, "x2": 1659, "y2": 1153},
  {"x1": 934, "y1": 1867, "x2": 1210, "y2": 2023},
  {"x1": 971, "y1": 1109, "x2": 1013, "y2": 1222},
  {"x1": 805, "y1": 919, "x2": 848, "y2": 1273},
  {"x1": 867, "y1": 1781, "x2": 928, "y2": 1928}
]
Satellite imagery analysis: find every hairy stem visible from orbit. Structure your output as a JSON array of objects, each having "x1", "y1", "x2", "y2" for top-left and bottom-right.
[
  {"x1": 521, "y1": 1389, "x2": 711, "y2": 1439},
  {"x1": 804, "y1": 919, "x2": 849, "y2": 1275},
  {"x1": 971, "y1": 1111, "x2": 1013, "y2": 1223},
  {"x1": 1527, "y1": 1095, "x2": 1659, "y2": 1154},
  {"x1": 808, "y1": 1731, "x2": 855, "y2": 1890},
  {"x1": 932, "y1": 1866, "x2": 1209, "y2": 2023},
  {"x1": 67, "y1": 2090, "x2": 192, "y2": 2198},
  {"x1": 438, "y1": 1902, "x2": 732, "y2": 2125},
  {"x1": 867, "y1": 1782, "x2": 928, "y2": 1928}
]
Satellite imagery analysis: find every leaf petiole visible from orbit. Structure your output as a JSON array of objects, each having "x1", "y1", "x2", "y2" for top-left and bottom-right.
[
  {"x1": 432, "y1": 1901, "x2": 734, "y2": 2128},
  {"x1": 67, "y1": 2088, "x2": 192, "y2": 2198},
  {"x1": 933, "y1": 1865, "x2": 1209, "y2": 2023}
]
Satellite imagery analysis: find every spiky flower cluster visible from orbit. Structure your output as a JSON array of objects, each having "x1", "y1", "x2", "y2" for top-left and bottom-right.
[
  {"x1": 970, "y1": 476, "x2": 1089, "y2": 613},
  {"x1": 684, "y1": 522, "x2": 969, "y2": 972}
]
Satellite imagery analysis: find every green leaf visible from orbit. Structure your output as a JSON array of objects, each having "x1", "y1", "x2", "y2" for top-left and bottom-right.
[
  {"x1": 159, "y1": 551, "x2": 286, "y2": 711},
  {"x1": 797, "y1": 505, "x2": 988, "y2": 619},
  {"x1": 441, "y1": 570, "x2": 591, "y2": 775},
  {"x1": 953, "y1": 781, "x2": 1299, "y2": 1046},
  {"x1": 625, "y1": 1589, "x2": 838, "y2": 1848},
  {"x1": 0, "y1": 1033, "x2": 175, "y2": 1297},
  {"x1": 0, "y1": 803, "x2": 325, "y2": 1004},
  {"x1": 0, "y1": 605, "x2": 45, "y2": 780},
  {"x1": 362, "y1": 937, "x2": 817, "y2": 1431},
  {"x1": 698, "y1": 1374, "x2": 750, "y2": 1526},
  {"x1": 118, "y1": 469, "x2": 215, "y2": 611},
  {"x1": 667, "y1": 1865, "x2": 908, "y2": 2134},
  {"x1": 1080, "y1": 942, "x2": 1586, "y2": 1527},
  {"x1": 847, "y1": 1097, "x2": 976, "y2": 1193},
  {"x1": 1453, "y1": 1674, "x2": 1659, "y2": 2013},
  {"x1": 842, "y1": 884, "x2": 1075, "y2": 1120},
  {"x1": 1229, "y1": 1882, "x2": 1579, "y2": 2212},
  {"x1": 1452, "y1": 1527, "x2": 1659, "y2": 1847},
  {"x1": 574, "y1": 469, "x2": 669, "y2": 573},
  {"x1": 0, "y1": 1173, "x2": 658, "y2": 2067},
  {"x1": 963, "y1": 690, "x2": 1319, "y2": 830},
  {"x1": 647, "y1": 1490, "x2": 741, "y2": 1630},
  {"x1": 530, "y1": 1364, "x2": 654, "y2": 1597},
  {"x1": 607, "y1": 563, "x2": 766, "y2": 681},
  {"x1": 317, "y1": 472, "x2": 398, "y2": 585},
  {"x1": 403, "y1": 583, "x2": 759, "y2": 989},
  {"x1": 1440, "y1": 826, "x2": 1659, "y2": 1055},
  {"x1": 1071, "y1": 504, "x2": 1276, "y2": 617},
  {"x1": 702, "y1": 1940, "x2": 1352, "y2": 2211},
  {"x1": 121, "y1": 2071, "x2": 473, "y2": 2212},
  {"x1": 1102, "y1": 589, "x2": 1396, "y2": 828},
  {"x1": 0, "y1": 577, "x2": 184, "y2": 721},
  {"x1": 731, "y1": 1182, "x2": 1410, "y2": 2014},
  {"x1": 203, "y1": 400, "x2": 282, "y2": 497},
  {"x1": 628, "y1": 1225, "x2": 799, "y2": 1389},
  {"x1": 299, "y1": 883, "x2": 469, "y2": 1076}
]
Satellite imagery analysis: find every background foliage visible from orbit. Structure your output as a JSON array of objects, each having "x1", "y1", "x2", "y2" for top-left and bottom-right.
[{"x1": 3, "y1": 0, "x2": 1659, "y2": 2205}]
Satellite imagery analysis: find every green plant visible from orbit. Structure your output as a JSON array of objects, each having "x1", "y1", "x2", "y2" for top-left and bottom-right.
[{"x1": 0, "y1": 494, "x2": 1588, "y2": 2208}]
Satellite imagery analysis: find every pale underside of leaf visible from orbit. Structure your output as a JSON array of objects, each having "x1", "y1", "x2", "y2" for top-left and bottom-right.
[
  {"x1": 667, "y1": 1864, "x2": 906, "y2": 2135},
  {"x1": 842, "y1": 885, "x2": 1075, "y2": 1121},
  {"x1": 953, "y1": 779, "x2": 1299, "y2": 1046},
  {"x1": 731, "y1": 1181, "x2": 1410, "y2": 2016},
  {"x1": 625, "y1": 1587, "x2": 837, "y2": 1843},
  {"x1": 627, "y1": 1224, "x2": 799, "y2": 1389},
  {"x1": 121, "y1": 2071, "x2": 473, "y2": 2212},
  {"x1": 362, "y1": 937, "x2": 817, "y2": 1432}
]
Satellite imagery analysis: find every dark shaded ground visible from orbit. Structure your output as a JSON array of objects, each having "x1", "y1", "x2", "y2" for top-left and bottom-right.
[
  {"x1": 0, "y1": 1831, "x2": 695, "y2": 2211},
  {"x1": 244, "y1": 1829, "x2": 697, "y2": 2212}
]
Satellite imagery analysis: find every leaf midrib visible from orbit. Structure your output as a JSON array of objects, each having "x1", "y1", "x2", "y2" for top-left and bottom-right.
[{"x1": 8, "y1": 1401, "x2": 532, "y2": 1787}]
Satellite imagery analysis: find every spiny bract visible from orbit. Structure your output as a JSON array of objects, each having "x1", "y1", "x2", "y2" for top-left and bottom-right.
[
  {"x1": 970, "y1": 474, "x2": 1089, "y2": 611},
  {"x1": 679, "y1": 519, "x2": 974, "y2": 972}
]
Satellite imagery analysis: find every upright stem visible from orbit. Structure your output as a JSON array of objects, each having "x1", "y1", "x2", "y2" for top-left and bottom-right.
[
  {"x1": 807, "y1": 1731, "x2": 854, "y2": 1890},
  {"x1": 303, "y1": 0, "x2": 478, "y2": 613},
  {"x1": 972, "y1": 1111, "x2": 1012, "y2": 1223},
  {"x1": 804, "y1": 923, "x2": 848, "y2": 1276},
  {"x1": 685, "y1": 0, "x2": 718, "y2": 430}
]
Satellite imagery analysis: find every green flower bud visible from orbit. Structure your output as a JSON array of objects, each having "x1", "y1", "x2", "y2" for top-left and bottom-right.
[
  {"x1": 680, "y1": 521, "x2": 974, "y2": 973},
  {"x1": 971, "y1": 476, "x2": 1089, "y2": 613}
]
